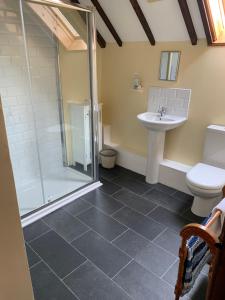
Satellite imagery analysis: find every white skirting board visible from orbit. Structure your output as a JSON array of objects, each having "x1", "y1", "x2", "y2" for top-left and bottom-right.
[
  {"x1": 22, "y1": 181, "x2": 102, "y2": 227},
  {"x1": 107, "y1": 144, "x2": 192, "y2": 195}
]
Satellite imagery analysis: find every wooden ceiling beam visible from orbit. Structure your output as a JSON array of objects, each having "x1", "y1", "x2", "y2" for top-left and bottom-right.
[
  {"x1": 197, "y1": 0, "x2": 214, "y2": 45},
  {"x1": 90, "y1": 0, "x2": 122, "y2": 47},
  {"x1": 178, "y1": 0, "x2": 198, "y2": 45},
  {"x1": 129, "y1": 0, "x2": 155, "y2": 45},
  {"x1": 71, "y1": 0, "x2": 106, "y2": 48}
]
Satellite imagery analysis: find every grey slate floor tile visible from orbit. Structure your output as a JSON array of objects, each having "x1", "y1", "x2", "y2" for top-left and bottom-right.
[
  {"x1": 172, "y1": 190, "x2": 194, "y2": 203},
  {"x1": 154, "y1": 183, "x2": 177, "y2": 195},
  {"x1": 113, "y1": 207, "x2": 165, "y2": 240},
  {"x1": 134, "y1": 242, "x2": 177, "y2": 277},
  {"x1": 26, "y1": 244, "x2": 40, "y2": 268},
  {"x1": 26, "y1": 166, "x2": 207, "y2": 300},
  {"x1": 113, "y1": 229, "x2": 149, "y2": 257},
  {"x1": 112, "y1": 173, "x2": 151, "y2": 195},
  {"x1": 63, "y1": 198, "x2": 92, "y2": 216},
  {"x1": 77, "y1": 207, "x2": 127, "y2": 241},
  {"x1": 114, "y1": 261, "x2": 175, "y2": 300},
  {"x1": 163, "y1": 260, "x2": 179, "y2": 287},
  {"x1": 144, "y1": 189, "x2": 190, "y2": 214},
  {"x1": 30, "y1": 231, "x2": 86, "y2": 278},
  {"x1": 99, "y1": 178, "x2": 122, "y2": 195},
  {"x1": 64, "y1": 261, "x2": 132, "y2": 300},
  {"x1": 113, "y1": 189, "x2": 157, "y2": 215},
  {"x1": 43, "y1": 209, "x2": 89, "y2": 242},
  {"x1": 183, "y1": 207, "x2": 205, "y2": 223},
  {"x1": 154, "y1": 228, "x2": 181, "y2": 256},
  {"x1": 23, "y1": 220, "x2": 50, "y2": 242},
  {"x1": 149, "y1": 206, "x2": 190, "y2": 233},
  {"x1": 99, "y1": 165, "x2": 125, "y2": 181},
  {"x1": 82, "y1": 189, "x2": 124, "y2": 215},
  {"x1": 72, "y1": 231, "x2": 131, "y2": 278},
  {"x1": 31, "y1": 262, "x2": 78, "y2": 300}
]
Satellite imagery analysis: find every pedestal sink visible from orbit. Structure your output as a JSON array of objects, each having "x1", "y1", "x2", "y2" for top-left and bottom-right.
[{"x1": 137, "y1": 112, "x2": 187, "y2": 184}]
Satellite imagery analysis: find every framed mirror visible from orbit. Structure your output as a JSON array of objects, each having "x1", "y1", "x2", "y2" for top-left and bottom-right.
[{"x1": 159, "y1": 51, "x2": 181, "y2": 81}]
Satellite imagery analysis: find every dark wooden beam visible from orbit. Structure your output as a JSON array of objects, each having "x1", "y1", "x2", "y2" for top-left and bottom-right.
[
  {"x1": 70, "y1": 0, "x2": 106, "y2": 48},
  {"x1": 178, "y1": 0, "x2": 198, "y2": 45},
  {"x1": 90, "y1": 0, "x2": 122, "y2": 47},
  {"x1": 129, "y1": 0, "x2": 155, "y2": 45},
  {"x1": 197, "y1": 0, "x2": 213, "y2": 45}
]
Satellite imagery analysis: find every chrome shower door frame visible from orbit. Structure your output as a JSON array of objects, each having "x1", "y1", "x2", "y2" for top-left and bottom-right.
[{"x1": 21, "y1": 0, "x2": 99, "y2": 219}]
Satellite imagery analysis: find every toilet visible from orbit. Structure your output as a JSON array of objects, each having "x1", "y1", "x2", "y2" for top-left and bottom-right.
[{"x1": 186, "y1": 125, "x2": 225, "y2": 217}]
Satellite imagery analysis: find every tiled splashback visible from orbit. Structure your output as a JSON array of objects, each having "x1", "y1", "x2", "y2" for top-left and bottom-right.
[{"x1": 148, "y1": 87, "x2": 191, "y2": 118}]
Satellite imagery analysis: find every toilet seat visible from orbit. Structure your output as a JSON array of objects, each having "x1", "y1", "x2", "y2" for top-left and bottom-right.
[{"x1": 186, "y1": 163, "x2": 225, "y2": 191}]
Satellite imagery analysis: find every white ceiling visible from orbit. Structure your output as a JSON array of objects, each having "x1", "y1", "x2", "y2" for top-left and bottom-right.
[{"x1": 79, "y1": 0, "x2": 206, "y2": 43}]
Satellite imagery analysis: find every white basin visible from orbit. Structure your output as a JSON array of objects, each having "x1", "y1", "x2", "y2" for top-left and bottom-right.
[
  {"x1": 137, "y1": 112, "x2": 187, "y2": 184},
  {"x1": 137, "y1": 112, "x2": 187, "y2": 131}
]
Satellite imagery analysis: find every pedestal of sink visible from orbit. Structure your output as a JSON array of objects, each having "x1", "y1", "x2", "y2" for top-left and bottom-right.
[{"x1": 146, "y1": 130, "x2": 165, "y2": 184}]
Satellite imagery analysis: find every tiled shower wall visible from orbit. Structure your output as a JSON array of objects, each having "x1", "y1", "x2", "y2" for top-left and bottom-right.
[{"x1": 0, "y1": 0, "x2": 63, "y2": 189}]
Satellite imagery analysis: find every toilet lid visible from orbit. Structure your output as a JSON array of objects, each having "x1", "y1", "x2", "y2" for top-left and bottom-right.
[{"x1": 187, "y1": 163, "x2": 225, "y2": 190}]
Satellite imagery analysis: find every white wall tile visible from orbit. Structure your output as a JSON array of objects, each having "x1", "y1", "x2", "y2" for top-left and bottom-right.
[
  {"x1": 0, "y1": 3, "x2": 64, "y2": 189},
  {"x1": 148, "y1": 86, "x2": 191, "y2": 118}
]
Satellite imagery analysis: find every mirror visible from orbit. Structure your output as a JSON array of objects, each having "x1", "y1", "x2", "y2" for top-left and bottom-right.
[{"x1": 159, "y1": 51, "x2": 180, "y2": 81}]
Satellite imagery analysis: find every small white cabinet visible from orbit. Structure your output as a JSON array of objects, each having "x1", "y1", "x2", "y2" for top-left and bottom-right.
[{"x1": 69, "y1": 102, "x2": 91, "y2": 171}]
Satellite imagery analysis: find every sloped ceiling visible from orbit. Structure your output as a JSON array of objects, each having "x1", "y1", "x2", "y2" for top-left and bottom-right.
[{"x1": 78, "y1": 0, "x2": 206, "y2": 43}]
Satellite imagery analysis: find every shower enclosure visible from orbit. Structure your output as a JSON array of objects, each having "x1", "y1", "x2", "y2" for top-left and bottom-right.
[{"x1": 0, "y1": 0, "x2": 99, "y2": 217}]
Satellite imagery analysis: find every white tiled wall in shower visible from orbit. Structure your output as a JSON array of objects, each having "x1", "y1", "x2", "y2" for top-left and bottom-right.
[
  {"x1": 148, "y1": 87, "x2": 191, "y2": 118},
  {"x1": 0, "y1": 1, "x2": 63, "y2": 189}
]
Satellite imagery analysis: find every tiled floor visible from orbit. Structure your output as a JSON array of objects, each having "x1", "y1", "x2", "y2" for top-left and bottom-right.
[{"x1": 24, "y1": 165, "x2": 208, "y2": 300}]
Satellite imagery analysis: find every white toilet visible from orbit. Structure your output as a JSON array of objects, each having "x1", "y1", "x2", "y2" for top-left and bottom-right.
[{"x1": 186, "y1": 125, "x2": 225, "y2": 217}]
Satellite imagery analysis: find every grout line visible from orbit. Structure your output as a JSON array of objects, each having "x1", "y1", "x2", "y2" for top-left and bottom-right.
[
  {"x1": 29, "y1": 260, "x2": 42, "y2": 270},
  {"x1": 25, "y1": 169, "x2": 189, "y2": 300},
  {"x1": 111, "y1": 259, "x2": 134, "y2": 280},
  {"x1": 151, "y1": 227, "x2": 168, "y2": 243},
  {"x1": 63, "y1": 199, "x2": 95, "y2": 217},
  {"x1": 160, "y1": 257, "x2": 179, "y2": 280},
  {"x1": 28, "y1": 244, "x2": 82, "y2": 300},
  {"x1": 140, "y1": 187, "x2": 154, "y2": 197},
  {"x1": 27, "y1": 229, "x2": 52, "y2": 244},
  {"x1": 62, "y1": 260, "x2": 88, "y2": 281},
  {"x1": 68, "y1": 244, "x2": 134, "y2": 300},
  {"x1": 109, "y1": 188, "x2": 123, "y2": 197},
  {"x1": 150, "y1": 240, "x2": 178, "y2": 260},
  {"x1": 68, "y1": 229, "x2": 91, "y2": 244},
  {"x1": 110, "y1": 206, "x2": 125, "y2": 217},
  {"x1": 110, "y1": 228, "x2": 129, "y2": 243},
  {"x1": 109, "y1": 205, "x2": 126, "y2": 216},
  {"x1": 71, "y1": 219, "x2": 134, "y2": 260},
  {"x1": 144, "y1": 204, "x2": 159, "y2": 216},
  {"x1": 45, "y1": 208, "x2": 134, "y2": 262}
]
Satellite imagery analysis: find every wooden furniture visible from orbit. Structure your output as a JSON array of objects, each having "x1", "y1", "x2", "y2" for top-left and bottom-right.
[
  {"x1": 205, "y1": 215, "x2": 225, "y2": 300},
  {"x1": 174, "y1": 210, "x2": 224, "y2": 300}
]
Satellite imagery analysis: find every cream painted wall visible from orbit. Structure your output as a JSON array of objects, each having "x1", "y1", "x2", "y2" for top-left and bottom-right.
[
  {"x1": 101, "y1": 40, "x2": 225, "y2": 166},
  {"x1": 0, "y1": 102, "x2": 34, "y2": 300}
]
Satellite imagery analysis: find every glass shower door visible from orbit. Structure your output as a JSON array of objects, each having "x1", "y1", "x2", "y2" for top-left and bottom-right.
[
  {"x1": 0, "y1": 0, "x2": 45, "y2": 215},
  {"x1": 0, "y1": 0, "x2": 97, "y2": 216}
]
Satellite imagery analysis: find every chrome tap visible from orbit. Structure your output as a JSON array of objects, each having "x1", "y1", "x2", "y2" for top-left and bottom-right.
[{"x1": 158, "y1": 106, "x2": 167, "y2": 119}]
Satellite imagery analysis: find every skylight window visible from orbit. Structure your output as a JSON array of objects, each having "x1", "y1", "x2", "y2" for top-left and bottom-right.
[
  {"x1": 28, "y1": 3, "x2": 87, "y2": 51},
  {"x1": 205, "y1": 0, "x2": 225, "y2": 44}
]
